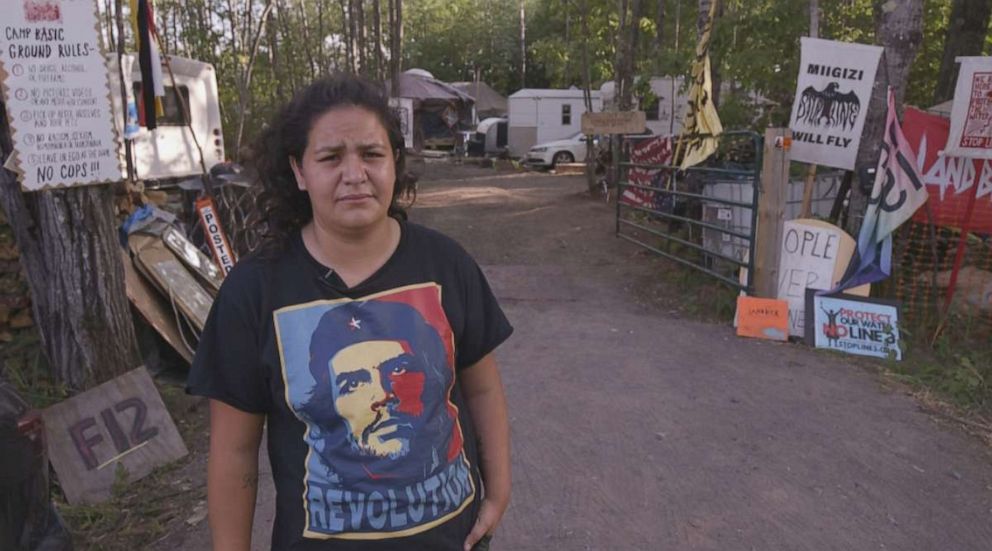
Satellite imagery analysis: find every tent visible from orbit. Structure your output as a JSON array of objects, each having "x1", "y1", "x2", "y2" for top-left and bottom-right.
[
  {"x1": 451, "y1": 81, "x2": 508, "y2": 120},
  {"x1": 389, "y1": 69, "x2": 475, "y2": 150}
]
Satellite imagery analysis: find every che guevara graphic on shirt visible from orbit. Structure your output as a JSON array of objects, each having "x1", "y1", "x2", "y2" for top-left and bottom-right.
[{"x1": 273, "y1": 283, "x2": 475, "y2": 540}]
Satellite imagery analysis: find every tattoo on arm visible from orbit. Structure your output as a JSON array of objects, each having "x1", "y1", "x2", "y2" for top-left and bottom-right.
[{"x1": 241, "y1": 472, "x2": 259, "y2": 489}]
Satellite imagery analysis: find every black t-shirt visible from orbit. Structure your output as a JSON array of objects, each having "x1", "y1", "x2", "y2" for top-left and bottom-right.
[{"x1": 187, "y1": 220, "x2": 513, "y2": 551}]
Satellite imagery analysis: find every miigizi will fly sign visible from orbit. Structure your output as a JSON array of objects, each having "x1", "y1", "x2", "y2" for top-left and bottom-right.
[{"x1": 789, "y1": 37, "x2": 883, "y2": 171}]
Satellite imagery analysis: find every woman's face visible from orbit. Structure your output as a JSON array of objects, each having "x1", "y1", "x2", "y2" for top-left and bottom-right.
[{"x1": 291, "y1": 106, "x2": 396, "y2": 235}]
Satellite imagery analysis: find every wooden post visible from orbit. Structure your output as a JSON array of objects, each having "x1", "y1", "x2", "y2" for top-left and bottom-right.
[
  {"x1": 800, "y1": 0, "x2": 820, "y2": 219},
  {"x1": 753, "y1": 128, "x2": 791, "y2": 298},
  {"x1": 800, "y1": 163, "x2": 817, "y2": 218}
]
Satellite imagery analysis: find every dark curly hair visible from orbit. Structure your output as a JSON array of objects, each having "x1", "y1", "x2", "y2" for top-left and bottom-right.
[{"x1": 253, "y1": 74, "x2": 415, "y2": 251}]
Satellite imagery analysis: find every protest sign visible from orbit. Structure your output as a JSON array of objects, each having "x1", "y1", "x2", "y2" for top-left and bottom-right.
[
  {"x1": 946, "y1": 57, "x2": 992, "y2": 159},
  {"x1": 0, "y1": 0, "x2": 124, "y2": 190},
  {"x1": 789, "y1": 38, "x2": 882, "y2": 170},
  {"x1": 903, "y1": 107, "x2": 992, "y2": 233},
  {"x1": 776, "y1": 219, "x2": 868, "y2": 337},
  {"x1": 42, "y1": 367, "x2": 188, "y2": 504},
  {"x1": 736, "y1": 296, "x2": 789, "y2": 341},
  {"x1": 805, "y1": 291, "x2": 902, "y2": 360}
]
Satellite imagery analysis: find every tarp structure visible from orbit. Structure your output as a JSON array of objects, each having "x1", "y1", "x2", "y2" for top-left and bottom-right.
[
  {"x1": 389, "y1": 70, "x2": 475, "y2": 149},
  {"x1": 451, "y1": 81, "x2": 508, "y2": 119}
]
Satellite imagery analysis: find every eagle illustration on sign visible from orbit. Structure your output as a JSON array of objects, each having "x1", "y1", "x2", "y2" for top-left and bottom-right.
[{"x1": 796, "y1": 82, "x2": 861, "y2": 131}]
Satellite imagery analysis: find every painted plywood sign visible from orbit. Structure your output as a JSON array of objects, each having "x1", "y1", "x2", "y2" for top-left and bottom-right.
[
  {"x1": 946, "y1": 56, "x2": 992, "y2": 159},
  {"x1": 581, "y1": 111, "x2": 646, "y2": 135},
  {"x1": 42, "y1": 367, "x2": 188, "y2": 504},
  {"x1": 0, "y1": 0, "x2": 124, "y2": 190},
  {"x1": 789, "y1": 38, "x2": 882, "y2": 170},
  {"x1": 805, "y1": 291, "x2": 902, "y2": 360},
  {"x1": 776, "y1": 219, "x2": 868, "y2": 337}
]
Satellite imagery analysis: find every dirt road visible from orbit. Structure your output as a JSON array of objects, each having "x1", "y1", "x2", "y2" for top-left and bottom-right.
[{"x1": 174, "y1": 167, "x2": 992, "y2": 550}]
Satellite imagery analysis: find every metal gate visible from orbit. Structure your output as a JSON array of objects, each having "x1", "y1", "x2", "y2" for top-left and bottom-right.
[{"x1": 615, "y1": 131, "x2": 763, "y2": 292}]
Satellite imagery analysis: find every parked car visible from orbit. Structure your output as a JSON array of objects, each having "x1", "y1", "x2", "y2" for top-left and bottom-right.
[
  {"x1": 525, "y1": 132, "x2": 596, "y2": 168},
  {"x1": 0, "y1": 382, "x2": 73, "y2": 551},
  {"x1": 525, "y1": 129, "x2": 653, "y2": 169}
]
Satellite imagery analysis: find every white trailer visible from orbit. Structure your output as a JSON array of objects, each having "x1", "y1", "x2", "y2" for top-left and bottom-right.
[
  {"x1": 599, "y1": 76, "x2": 689, "y2": 136},
  {"x1": 507, "y1": 89, "x2": 601, "y2": 157},
  {"x1": 106, "y1": 54, "x2": 224, "y2": 182}
]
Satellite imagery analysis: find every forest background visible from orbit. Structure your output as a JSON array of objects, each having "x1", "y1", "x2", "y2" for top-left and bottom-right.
[{"x1": 96, "y1": 0, "x2": 992, "y2": 160}]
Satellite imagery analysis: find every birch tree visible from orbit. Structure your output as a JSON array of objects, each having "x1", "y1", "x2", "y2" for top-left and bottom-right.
[{"x1": 846, "y1": 0, "x2": 924, "y2": 235}]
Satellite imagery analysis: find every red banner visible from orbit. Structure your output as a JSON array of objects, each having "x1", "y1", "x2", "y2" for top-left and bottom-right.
[
  {"x1": 903, "y1": 107, "x2": 992, "y2": 233},
  {"x1": 621, "y1": 137, "x2": 674, "y2": 208}
]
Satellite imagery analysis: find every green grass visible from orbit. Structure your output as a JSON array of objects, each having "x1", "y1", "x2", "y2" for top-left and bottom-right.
[
  {"x1": 57, "y1": 457, "x2": 204, "y2": 551},
  {"x1": 887, "y1": 329, "x2": 991, "y2": 416}
]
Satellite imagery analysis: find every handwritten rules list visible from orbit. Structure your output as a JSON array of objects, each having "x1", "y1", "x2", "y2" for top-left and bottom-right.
[{"x1": 1, "y1": 0, "x2": 123, "y2": 191}]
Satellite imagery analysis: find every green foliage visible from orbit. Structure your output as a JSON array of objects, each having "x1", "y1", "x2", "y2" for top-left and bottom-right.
[
  {"x1": 890, "y1": 333, "x2": 992, "y2": 413},
  {"x1": 95, "y1": 0, "x2": 982, "y2": 155},
  {"x1": 0, "y1": 332, "x2": 69, "y2": 408},
  {"x1": 406, "y1": 0, "x2": 525, "y2": 92},
  {"x1": 905, "y1": 0, "x2": 954, "y2": 107}
]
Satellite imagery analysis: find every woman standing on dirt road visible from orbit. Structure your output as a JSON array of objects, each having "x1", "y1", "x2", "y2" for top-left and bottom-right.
[{"x1": 187, "y1": 74, "x2": 513, "y2": 551}]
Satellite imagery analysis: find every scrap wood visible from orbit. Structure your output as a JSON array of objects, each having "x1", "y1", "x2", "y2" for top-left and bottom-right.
[
  {"x1": 128, "y1": 234, "x2": 213, "y2": 332},
  {"x1": 161, "y1": 226, "x2": 223, "y2": 295},
  {"x1": 122, "y1": 250, "x2": 194, "y2": 363}
]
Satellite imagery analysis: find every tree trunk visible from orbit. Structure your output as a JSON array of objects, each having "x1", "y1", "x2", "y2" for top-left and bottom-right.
[
  {"x1": 614, "y1": 0, "x2": 629, "y2": 111},
  {"x1": 626, "y1": 0, "x2": 643, "y2": 109},
  {"x1": 579, "y1": 0, "x2": 598, "y2": 193},
  {"x1": 697, "y1": 0, "x2": 722, "y2": 108},
  {"x1": 933, "y1": 0, "x2": 992, "y2": 104},
  {"x1": 614, "y1": 0, "x2": 642, "y2": 111},
  {"x1": 233, "y1": 0, "x2": 276, "y2": 154},
  {"x1": 317, "y1": 0, "x2": 328, "y2": 73},
  {"x1": 653, "y1": 0, "x2": 664, "y2": 53},
  {"x1": 348, "y1": 0, "x2": 360, "y2": 73},
  {"x1": 0, "y1": 103, "x2": 140, "y2": 391},
  {"x1": 355, "y1": 0, "x2": 367, "y2": 74},
  {"x1": 519, "y1": 0, "x2": 527, "y2": 88},
  {"x1": 845, "y1": 0, "x2": 923, "y2": 236},
  {"x1": 297, "y1": 2, "x2": 318, "y2": 79},
  {"x1": 372, "y1": 0, "x2": 384, "y2": 81},
  {"x1": 389, "y1": 0, "x2": 403, "y2": 95},
  {"x1": 341, "y1": 0, "x2": 354, "y2": 73}
]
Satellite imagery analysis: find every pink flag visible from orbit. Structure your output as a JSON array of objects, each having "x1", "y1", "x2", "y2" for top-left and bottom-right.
[{"x1": 836, "y1": 88, "x2": 928, "y2": 291}]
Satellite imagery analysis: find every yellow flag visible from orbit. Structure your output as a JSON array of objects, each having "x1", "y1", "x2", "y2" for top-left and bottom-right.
[{"x1": 676, "y1": 1, "x2": 723, "y2": 169}]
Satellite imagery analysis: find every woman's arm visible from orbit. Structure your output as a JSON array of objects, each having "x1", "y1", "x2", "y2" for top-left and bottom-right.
[
  {"x1": 459, "y1": 353, "x2": 511, "y2": 551},
  {"x1": 207, "y1": 399, "x2": 265, "y2": 551}
]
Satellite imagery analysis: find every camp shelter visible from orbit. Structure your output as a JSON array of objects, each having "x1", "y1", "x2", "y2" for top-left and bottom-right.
[
  {"x1": 451, "y1": 81, "x2": 508, "y2": 120},
  {"x1": 390, "y1": 69, "x2": 475, "y2": 150},
  {"x1": 507, "y1": 88, "x2": 602, "y2": 157}
]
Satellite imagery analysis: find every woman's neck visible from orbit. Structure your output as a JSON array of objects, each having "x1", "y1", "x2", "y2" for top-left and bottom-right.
[{"x1": 302, "y1": 217, "x2": 401, "y2": 288}]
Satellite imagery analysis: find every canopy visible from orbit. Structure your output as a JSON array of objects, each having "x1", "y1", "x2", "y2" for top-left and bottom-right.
[
  {"x1": 451, "y1": 81, "x2": 507, "y2": 117},
  {"x1": 390, "y1": 70, "x2": 474, "y2": 103}
]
